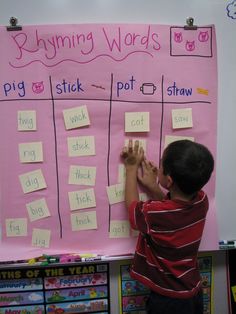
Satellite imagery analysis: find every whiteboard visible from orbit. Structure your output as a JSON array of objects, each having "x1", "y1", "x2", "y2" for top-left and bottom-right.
[{"x1": 0, "y1": 0, "x2": 236, "y2": 244}]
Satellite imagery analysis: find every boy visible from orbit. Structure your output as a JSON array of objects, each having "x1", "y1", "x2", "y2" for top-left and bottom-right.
[{"x1": 121, "y1": 139, "x2": 214, "y2": 314}]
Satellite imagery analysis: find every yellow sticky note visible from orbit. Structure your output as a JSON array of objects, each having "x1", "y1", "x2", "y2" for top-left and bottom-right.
[
  {"x1": 32, "y1": 228, "x2": 51, "y2": 248},
  {"x1": 69, "y1": 165, "x2": 96, "y2": 186},
  {"x1": 19, "y1": 169, "x2": 47, "y2": 194},
  {"x1": 231, "y1": 286, "x2": 236, "y2": 302},
  {"x1": 18, "y1": 110, "x2": 36, "y2": 131},
  {"x1": 26, "y1": 198, "x2": 51, "y2": 222},
  {"x1": 171, "y1": 108, "x2": 193, "y2": 129},
  {"x1": 63, "y1": 105, "x2": 90, "y2": 130},
  {"x1": 67, "y1": 136, "x2": 95, "y2": 157},
  {"x1": 125, "y1": 112, "x2": 150, "y2": 132},
  {"x1": 109, "y1": 220, "x2": 130, "y2": 238},
  {"x1": 6, "y1": 218, "x2": 27, "y2": 237},
  {"x1": 19, "y1": 141, "x2": 43, "y2": 163},
  {"x1": 106, "y1": 184, "x2": 125, "y2": 204},
  {"x1": 71, "y1": 211, "x2": 97, "y2": 231},
  {"x1": 164, "y1": 135, "x2": 194, "y2": 148},
  {"x1": 68, "y1": 188, "x2": 96, "y2": 211}
]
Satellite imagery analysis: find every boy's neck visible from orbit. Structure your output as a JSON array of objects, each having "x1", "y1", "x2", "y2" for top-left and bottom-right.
[{"x1": 169, "y1": 186, "x2": 197, "y2": 202}]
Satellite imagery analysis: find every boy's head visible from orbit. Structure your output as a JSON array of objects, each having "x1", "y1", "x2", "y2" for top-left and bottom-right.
[{"x1": 161, "y1": 140, "x2": 214, "y2": 195}]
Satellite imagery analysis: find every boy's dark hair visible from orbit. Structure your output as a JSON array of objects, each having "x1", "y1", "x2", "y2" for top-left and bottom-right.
[{"x1": 162, "y1": 140, "x2": 214, "y2": 195}]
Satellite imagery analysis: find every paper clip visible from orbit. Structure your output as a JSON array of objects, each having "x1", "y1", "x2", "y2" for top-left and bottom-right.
[
  {"x1": 6, "y1": 16, "x2": 22, "y2": 31},
  {"x1": 184, "y1": 17, "x2": 198, "y2": 30}
]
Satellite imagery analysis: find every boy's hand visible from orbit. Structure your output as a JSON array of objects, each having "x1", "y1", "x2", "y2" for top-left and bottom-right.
[
  {"x1": 138, "y1": 159, "x2": 158, "y2": 190},
  {"x1": 121, "y1": 139, "x2": 144, "y2": 168}
]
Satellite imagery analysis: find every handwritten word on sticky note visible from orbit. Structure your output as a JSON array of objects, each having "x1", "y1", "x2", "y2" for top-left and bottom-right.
[
  {"x1": 19, "y1": 142, "x2": 43, "y2": 163},
  {"x1": 63, "y1": 105, "x2": 90, "y2": 130},
  {"x1": 68, "y1": 136, "x2": 95, "y2": 157},
  {"x1": 164, "y1": 135, "x2": 194, "y2": 148},
  {"x1": 6, "y1": 218, "x2": 27, "y2": 237},
  {"x1": 125, "y1": 112, "x2": 150, "y2": 132},
  {"x1": 172, "y1": 108, "x2": 193, "y2": 129},
  {"x1": 71, "y1": 211, "x2": 97, "y2": 231},
  {"x1": 26, "y1": 198, "x2": 50, "y2": 222},
  {"x1": 18, "y1": 110, "x2": 37, "y2": 131},
  {"x1": 109, "y1": 220, "x2": 130, "y2": 238},
  {"x1": 32, "y1": 228, "x2": 51, "y2": 248},
  {"x1": 19, "y1": 169, "x2": 47, "y2": 194},
  {"x1": 68, "y1": 188, "x2": 96, "y2": 211},
  {"x1": 106, "y1": 184, "x2": 124, "y2": 204},
  {"x1": 69, "y1": 165, "x2": 96, "y2": 186}
]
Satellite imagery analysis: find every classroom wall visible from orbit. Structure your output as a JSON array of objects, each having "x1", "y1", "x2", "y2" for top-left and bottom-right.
[
  {"x1": 109, "y1": 251, "x2": 229, "y2": 314},
  {"x1": 0, "y1": 1, "x2": 234, "y2": 313}
]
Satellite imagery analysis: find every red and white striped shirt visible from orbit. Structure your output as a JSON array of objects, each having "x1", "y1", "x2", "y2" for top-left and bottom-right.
[{"x1": 129, "y1": 190, "x2": 208, "y2": 299}]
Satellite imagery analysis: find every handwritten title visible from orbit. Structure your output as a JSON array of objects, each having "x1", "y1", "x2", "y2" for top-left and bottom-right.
[{"x1": 9, "y1": 25, "x2": 161, "y2": 68}]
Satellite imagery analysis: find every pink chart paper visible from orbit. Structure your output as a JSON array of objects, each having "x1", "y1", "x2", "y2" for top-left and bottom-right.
[{"x1": 0, "y1": 24, "x2": 218, "y2": 261}]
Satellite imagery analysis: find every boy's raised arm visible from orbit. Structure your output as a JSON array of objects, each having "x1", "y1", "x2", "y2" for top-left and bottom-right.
[{"x1": 121, "y1": 140, "x2": 144, "y2": 209}]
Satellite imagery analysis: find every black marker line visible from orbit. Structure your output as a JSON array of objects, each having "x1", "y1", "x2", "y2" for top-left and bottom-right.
[
  {"x1": 0, "y1": 97, "x2": 211, "y2": 105},
  {"x1": 159, "y1": 75, "x2": 165, "y2": 167},
  {"x1": 49, "y1": 76, "x2": 63, "y2": 238},
  {"x1": 170, "y1": 55, "x2": 213, "y2": 58},
  {"x1": 0, "y1": 97, "x2": 54, "y2": 102},
  {"x1": 159, "y1": 100, "x2": 211, "y2": 105},
  {"x1": 210, "y1": 26, "x2": 213, "y2": 58},
  {"x1": 107, "y1": 73, "x2": 113, "y2": 233}
]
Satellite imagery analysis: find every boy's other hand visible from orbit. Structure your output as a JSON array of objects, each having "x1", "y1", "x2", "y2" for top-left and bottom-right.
[{"x1": 138, "y1": 159, "x2": 158, "y2": 190}]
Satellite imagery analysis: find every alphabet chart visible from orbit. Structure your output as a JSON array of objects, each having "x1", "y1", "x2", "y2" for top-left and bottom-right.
[{"x1": 0, "y1": 24, "x2": 218, "y2": 261}]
